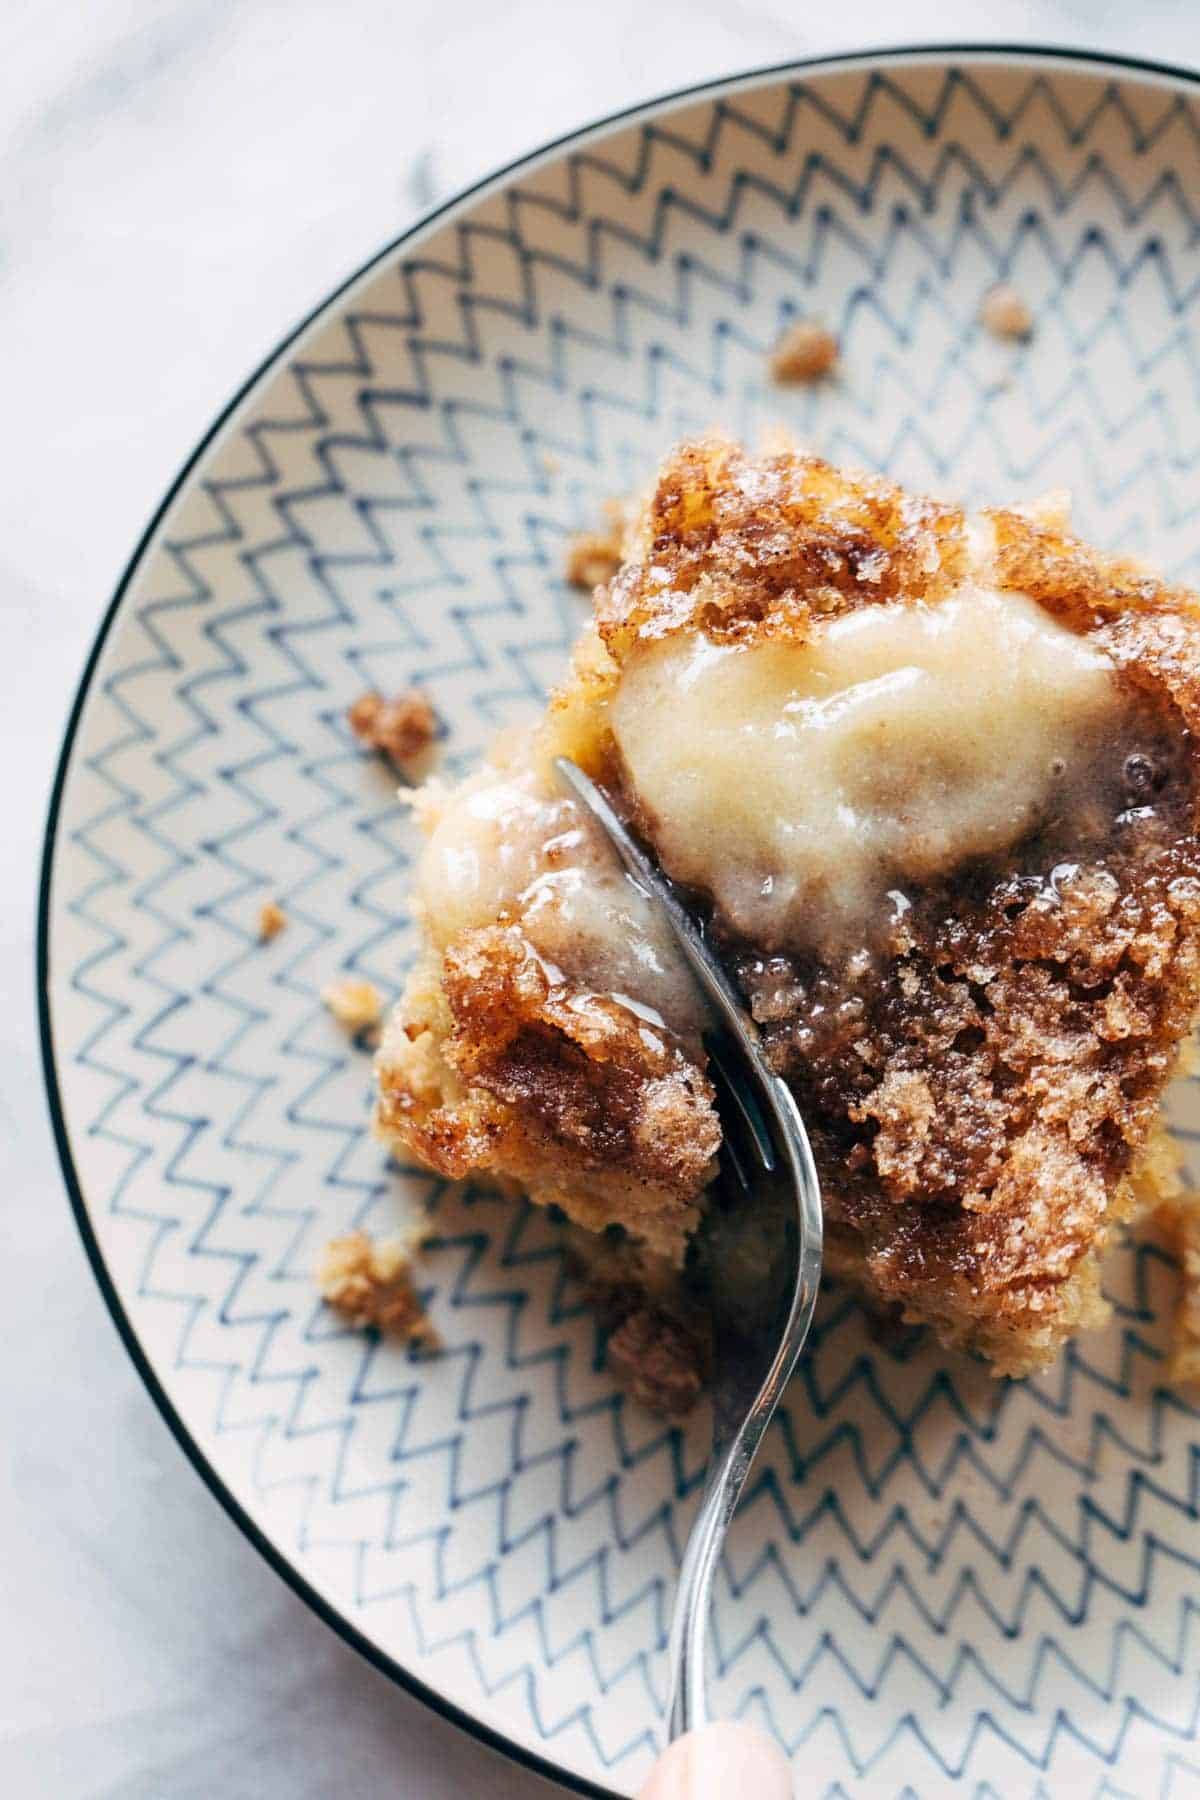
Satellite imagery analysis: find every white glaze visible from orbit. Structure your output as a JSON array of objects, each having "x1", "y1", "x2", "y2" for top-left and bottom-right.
[
  {"x1": 611, "y1": 585, "x2": 1121, "y2": 949},
  {"x1": 415, "y1": 749, "x2": 704, "y2": 1035}
]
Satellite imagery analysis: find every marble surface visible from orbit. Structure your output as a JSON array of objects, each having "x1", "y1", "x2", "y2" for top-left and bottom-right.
[{"x1": 5, "y1": 4, "x2": 1200, "y2": 1794}]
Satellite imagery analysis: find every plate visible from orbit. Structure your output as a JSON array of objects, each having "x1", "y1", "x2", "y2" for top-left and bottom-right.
[{"x1": 40, "y1": 46, "x2": 1200, "y2": 1797}]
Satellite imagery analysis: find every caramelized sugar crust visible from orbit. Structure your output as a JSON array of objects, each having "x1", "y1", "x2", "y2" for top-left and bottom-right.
[
  {"x1": 734, "y1": 849, "x2": 1200, "y2": 1372},
  {"x1": 376, "y1": 926, "x2": 719, "y2": 1263},
  {"x1": 377, "y1": 437, "x2": 1200, "y2": 1380},
  {"x1": 597, "y1": 437, "x2": 967, "y2": 656}
]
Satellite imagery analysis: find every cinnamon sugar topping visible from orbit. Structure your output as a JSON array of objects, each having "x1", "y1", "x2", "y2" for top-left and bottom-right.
[{"x1": 371, "y1": 435, "x2": 1200, "y2": 1381}]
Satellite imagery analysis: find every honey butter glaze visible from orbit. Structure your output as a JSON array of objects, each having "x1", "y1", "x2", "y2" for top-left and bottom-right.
[
  {"x1": 412, "y1": 750, "x2": 706, "y2": 1040},
  {"x1": 417, "y1": 573, "x2": 1170, "y2": 1013},
  {"x1": 611, "y1": 582, "x2": 1141, "y2": 952}
]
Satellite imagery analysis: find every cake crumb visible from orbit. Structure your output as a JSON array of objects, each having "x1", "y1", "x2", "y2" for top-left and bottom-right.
[
  {"x1": 604, "y1": 1307, "x2": 707, "y2": 1420},
  {"x1": 1016, "y1": 488, "x2": 1072, "y2": 532},
  {"x1": 981, "y1": 284, "x2": 1034, "y2": 341},
  {"x1": 565, "y1": 503, "x2": 626, "y2": 593},
  {"x1": 258, "y1": 900, "x2": 287, "y2": 942},
  {"x1": 348, "y1": 688, "x2": 438, "y2": 765},
  {"x1": 566, "y1": 532, "x2": 621, "y2": 592},
  {"x1": 1159, "y1": 1192, "x2": 1200, "y2": 1384},
  {"x1": 317, "y1": 1230, "x2": 435, "y2": 1343},
  {"x1": 770, "y1": 319, "x2": 839, "y2": 383},
  {"x1": 757, "y1": 422, "x2": 801, "y2": 457},
  {"x1": 322, "y1": 977, "x2": 383, "y2": 1030}
]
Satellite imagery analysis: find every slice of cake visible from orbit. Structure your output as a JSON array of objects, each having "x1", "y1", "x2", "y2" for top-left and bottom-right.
[{"x1": 374, "y1": 438, "x2": 1200, "y2": 1381}]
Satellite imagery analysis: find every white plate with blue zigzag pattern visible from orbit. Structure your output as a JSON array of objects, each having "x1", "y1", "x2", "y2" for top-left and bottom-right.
[{"x1": 40, "y1": 46, "x2": 1200, "y2": 1798}]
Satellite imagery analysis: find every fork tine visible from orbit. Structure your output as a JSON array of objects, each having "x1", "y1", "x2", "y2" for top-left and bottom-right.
[
  {"x1": 704, "y1": 1049, "x2": 753, "y2": 1189},
  {"x1": 718, "y1": 1130, "x2": 753, "y2": 1194},
  {"x1": 705, "y1": 1034, "x2": 777, "y2": 1175},
  {"x1": 706, "y1": 1050, "x2": 761, "y2": 1192},
  {"x1": 554, "y1": 756, "x2": 753, "y2": 1035}
]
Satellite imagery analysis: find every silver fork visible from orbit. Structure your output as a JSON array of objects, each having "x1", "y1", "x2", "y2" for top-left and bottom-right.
[{"x1": 554, "y1": 759, "x2": 824, "y2": 1742}]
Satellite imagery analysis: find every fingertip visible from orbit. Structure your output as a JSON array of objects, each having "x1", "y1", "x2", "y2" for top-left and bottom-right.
[{"x1": 637, "y1": 1720, "x2": 791, "y2": 1799}]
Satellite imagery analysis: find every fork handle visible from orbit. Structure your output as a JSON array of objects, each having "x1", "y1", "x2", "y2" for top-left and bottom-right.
[{"x1": 666, "y1": 1433, "x2": 749, "y2": 1738}]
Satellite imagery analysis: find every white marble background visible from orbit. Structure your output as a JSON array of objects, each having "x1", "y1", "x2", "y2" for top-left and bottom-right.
[{"x1": 4, "y1": 3, "x2": 1199, "y2": 1794}]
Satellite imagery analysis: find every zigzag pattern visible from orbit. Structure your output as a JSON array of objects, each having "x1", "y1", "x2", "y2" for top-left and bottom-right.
[{"x1": 44, "y1": 56, "x2": 1200, "y2": 1797}]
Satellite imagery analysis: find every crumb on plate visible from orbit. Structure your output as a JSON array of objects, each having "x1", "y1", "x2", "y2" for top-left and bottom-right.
[
  {"x1": 348, "y1": 688, "x2": 438, "y2": 765},
  {"x1": 317, "y1": 1230, "x2": 435, "y2": 1342},
  {"x1": 322, "y1": 977, "x2": 383, "y2": 1030},
  {"x1": 769, "y1": 318, "x2": 839, "y2": 383},
  {"x1": 565, "y1": 503, "x2": 626, "y2": 593},
  {"x1": 1158, "y1": 1192, "x2": 1200, "y2": 1384},
  {"x1": 604, "y1": 1306, "x2": 708, "y2": 1420},
  {"x1": 566, "y1": 532, "x2": 622, "y2": 593},
  {"x1": 980, "y1": 283, "x2": 1034, "y2": 341},
  {"x1": 258, "y1": 899, "x2": 287, "y2": 942}
]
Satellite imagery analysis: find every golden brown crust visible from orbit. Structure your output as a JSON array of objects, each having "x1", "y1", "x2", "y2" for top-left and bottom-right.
[
  {"x1": 375, "y1": 929, "x2": 719, "y2": 1261},
  {"x1": 740, "y1": 836, "x2": 1200, "y2": 1375},
  {"x1": 988, "y1": 507, "x2": 1200, "y2": 629},
  {"x1": 597, "y1": 438, "x2": 1200, "y2": 672},
  {"x1": 827, "y1": 1123, "x2": 1186, "y2": 1377},
  {"x1": 441, "y1": 927, "x2": 717, "y2": 1191},
  {"x1": 596, "y1": 438, "x2": 966, "y2": 658}
]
